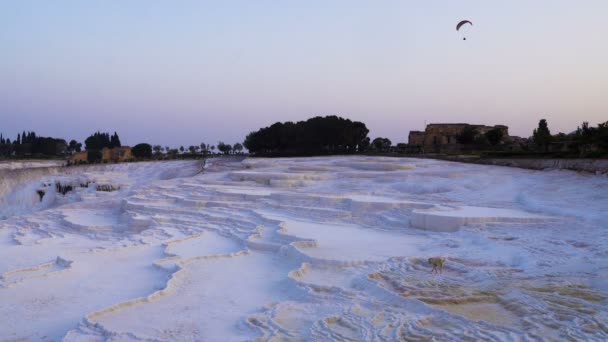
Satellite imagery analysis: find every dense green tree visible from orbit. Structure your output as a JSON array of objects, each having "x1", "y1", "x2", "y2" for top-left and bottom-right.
[
  {"x1": 1, "y1": 131, "x2": 67, "y2": 157},
  {"x1": 199, "y1": 143, "x2": 209, "y2": 157},
  {"x1": 352, "y1": 121, "x2": 370, "y2": 152},
  {"x1": 574, "y1": 121, "x2": 608, "y2": 155},
  {"x1": 474, "y1": 134, "x2": 489, "y2": 146},
  {"x1": 68, "y1": 140, "x2": 82, "y2": 153},
  {"x1": 244, "y1": 115, "x2": 370, "y2": 155},
  {"x1": 372, "y1": 137, "x2": 392, "y2": 152},
  {"x1": 168, "y1": 148, "x2": 179, "y2": 157},
  {"x1": 13, "y1": 131, "x2": 38, "y2": 155},
  {"x1": 217, "y1": 142, "x2": 232, "y2": 155},
  {"x1": 233, "y1": 143, "x2": 243, "y2": 154},
  {"x1": 358, "y1": 137, "x2": 370, "y2": 152},
  {"x1": 87, "y1": 150, "x2": 102, "y2": 163},
  {"x1": 85, "y1": 132, "x2": 121, "y2": 151},
  {"x1": 533, "y1": 119, "x2": 552, "y2": 151},
  {"x1": 598, "y1": 122, "x2": 608, "y2": 149},
  {"x1": 153, "y1": 145, "x2": 163, "y2": 156},
  {"x1": 0, "y1": 135, "x2": 12, "y2": 157},
  {"x1": 597, "y1": 122, "x2": 608, "y2": 147},
  {"x1": 485, "y1": 128, "x2": 504, "y2": 146},
  {"x1": 132, "y1": 143, "x2": 152, "y2": 159},
  {"x1": 456, "y1": 126, "x2": 478, "y2": 144},
  {"x1": 110, "y1": 132, "x2": 121, "y2": 148}
]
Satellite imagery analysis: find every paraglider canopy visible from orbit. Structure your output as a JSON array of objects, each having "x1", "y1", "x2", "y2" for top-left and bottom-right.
[
  {"x1": 456, "y1": 20, "x2": 473, "y2": 31},
  {"x1": 456, "y1": 20, "x2": 473, "y2": 40}
]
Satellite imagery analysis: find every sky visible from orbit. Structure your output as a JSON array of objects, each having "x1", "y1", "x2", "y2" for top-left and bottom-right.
[{"x1": 1, "y1": 1, "x2": 607, "y2": 146}]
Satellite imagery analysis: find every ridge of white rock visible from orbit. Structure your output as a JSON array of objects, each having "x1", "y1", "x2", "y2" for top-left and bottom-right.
[{"x1": 411, "y1": 205, "x2": 555, "y2": 232}]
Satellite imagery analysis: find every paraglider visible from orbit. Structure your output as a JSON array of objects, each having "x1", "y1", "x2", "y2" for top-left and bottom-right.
[{"x1": 456, "y1": 20, "x2": 473, "y2": 40}]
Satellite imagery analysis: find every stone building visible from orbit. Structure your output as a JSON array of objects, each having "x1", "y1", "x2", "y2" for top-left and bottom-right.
[
  {"x1": 408, "y1": 123, "x2": 509, "y2": 153},
  {"x1": 70, "y1": 151, "x2": 88, "y2": 164},
  {"x1": 408, "y1": 131, "x2": 426, "y2": 146},
  {"x1": 102, "y1": 146, "x2": 133, "y2": 163}
]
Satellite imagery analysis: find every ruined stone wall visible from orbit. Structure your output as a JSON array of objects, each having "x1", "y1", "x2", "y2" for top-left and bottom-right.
[
  {"x1": 117, "y1": 147, "x2": 133, "y2": 161},
  {"x1": 408, "y1": 131, "x2": 426, "y2": 145},
  {"x1": 101, "y1": 148, "x2": 113, "y2": 163},
  {"x1": 408, "y1": 123, "x2": 510, "y2": 153},
  {"x1": 423, "y1": 124, "x2": 469, "y2": 147},
  {"x1": 101, "y1": 147, "x2": 133, "y2": 163},
  {"x1": 70, "y1": 151, "x2": 88, "y2": 164}
]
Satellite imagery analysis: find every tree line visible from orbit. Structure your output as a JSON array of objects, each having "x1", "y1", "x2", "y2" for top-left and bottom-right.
[
  {"x1": 0, "y1": 131, "x2": 70, "y2": 158},
  {"x1": 0, "y1": 129, "x2": 245, "y2": 162},
  {"x1": 451, "y1": 119, "x2": 608, "y2": 158},
  {"x1": 148, "y1": 142, "x2": 244, "y2": 158},
  {"x1": 3, "y1": 117, "x2": 606, "y2": 160},
  {"x1": 84, "y1": 131, "x2": 121, "y2": 150},
  {"x1": 530, "y1": 119, "x2": 608, "y2": 157},
  {"x1": 81, "y1": 132, "x2": 246, "y2": 163}
]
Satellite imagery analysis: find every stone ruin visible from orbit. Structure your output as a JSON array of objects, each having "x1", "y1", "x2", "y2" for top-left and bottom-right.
[{"x1": 408, "y1": 123, "x2": 510, "y2": 153}]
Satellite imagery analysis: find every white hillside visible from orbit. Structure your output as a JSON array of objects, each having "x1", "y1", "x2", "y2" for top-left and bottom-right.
[{"x1": 0, "y1": 157, "x2": 606, "y2": 341}]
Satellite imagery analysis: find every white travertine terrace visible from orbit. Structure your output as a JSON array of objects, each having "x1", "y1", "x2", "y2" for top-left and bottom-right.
[
  {"x1": 411, "y1": 205, "x2": 555, "y2": 232},
  {"x1": 0, "y1": 157, "x2": 606, "y2": 341}
]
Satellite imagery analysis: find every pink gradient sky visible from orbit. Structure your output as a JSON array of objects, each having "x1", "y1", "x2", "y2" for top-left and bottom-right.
[{"x1": 1, "y1": 1, "x2": 606, "y2": 146}]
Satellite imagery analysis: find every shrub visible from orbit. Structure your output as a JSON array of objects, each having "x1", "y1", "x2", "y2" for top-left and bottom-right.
[
  {"x1": 132, "y1": 143, "x2": 152, "y2": 159},
  {"x1": 456, "y1": 126, "x2": 478, "y2": 144},
  {"x1": 485, "y1": 128, "x2": 504, "y2": 146}
]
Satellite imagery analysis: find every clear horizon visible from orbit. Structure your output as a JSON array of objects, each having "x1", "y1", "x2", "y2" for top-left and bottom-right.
[{"x1": 1, "y1": 1, "x2": 607, "y2": 147}]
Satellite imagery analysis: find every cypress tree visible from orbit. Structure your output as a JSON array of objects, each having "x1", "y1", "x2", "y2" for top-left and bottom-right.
[{"x1": 533, "y1": 119, "x2": 552, "y2": 151}]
